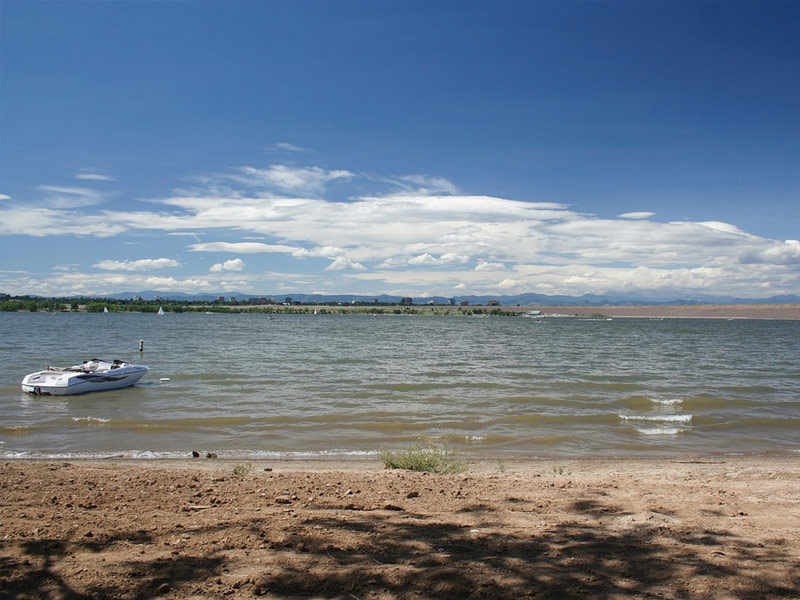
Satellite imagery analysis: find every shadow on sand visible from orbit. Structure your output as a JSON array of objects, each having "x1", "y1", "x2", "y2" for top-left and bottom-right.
[{"x1": 2, "y1": 493, "x2": 798, "y2": 600}]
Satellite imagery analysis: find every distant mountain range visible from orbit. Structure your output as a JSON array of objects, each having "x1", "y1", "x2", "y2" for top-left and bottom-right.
[{"x1": 103, "y1": 290, "x2": 800, "y2": 306}]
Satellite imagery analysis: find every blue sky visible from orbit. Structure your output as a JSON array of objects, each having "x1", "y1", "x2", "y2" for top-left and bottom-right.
[{"x1": 1, "y1": 0, "x2": 798, "y2": 299}]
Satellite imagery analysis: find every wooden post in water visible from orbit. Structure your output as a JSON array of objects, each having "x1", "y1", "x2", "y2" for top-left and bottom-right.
[{"x1": 138, "y1": 340, "x2": 144, "y2": 352}]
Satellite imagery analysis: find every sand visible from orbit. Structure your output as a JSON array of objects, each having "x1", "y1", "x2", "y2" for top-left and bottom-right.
[
  {"x1": 529, "y1": 303, "x2": 800, "y2": 320},
  {"x1": 2, "y1": 456, "x2": 799, "y2": 599}
]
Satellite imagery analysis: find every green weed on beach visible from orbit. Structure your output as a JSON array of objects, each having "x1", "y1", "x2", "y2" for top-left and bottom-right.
[{"x1": 379, "y1": 439, "x2": 466, "y2": 474}]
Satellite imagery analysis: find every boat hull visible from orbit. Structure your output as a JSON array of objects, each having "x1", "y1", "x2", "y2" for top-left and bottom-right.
[{"x1": 21, "y1": 366, "x2": 149, "y2": 396}]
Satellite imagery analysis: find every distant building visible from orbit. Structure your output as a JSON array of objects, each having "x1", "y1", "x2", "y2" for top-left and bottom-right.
[
  {"x1": 448, "y1": 298, "x2": 456, "y2": 306},
  {"x1": 460, "y1": 300, "x2": 470, "y2": 307},
  {"x1": 488, "y1": 300, "x2": 501, "y2": 306},
  {"x1": 400, "y1": 297, "x2": 413, "y2": 306},
  {"x1": 284, "y1": 297, "x2": 293, "y2": 305}
]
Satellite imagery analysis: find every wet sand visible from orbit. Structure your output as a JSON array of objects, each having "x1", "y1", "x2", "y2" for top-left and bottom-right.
[{"x1": 2, "y1": 456, "x2": 799, "y2": 599}]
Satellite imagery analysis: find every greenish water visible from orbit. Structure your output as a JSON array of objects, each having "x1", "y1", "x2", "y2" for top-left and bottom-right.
[{"x1": 1, "y1": 312, "x2": 798, "y2": 459}]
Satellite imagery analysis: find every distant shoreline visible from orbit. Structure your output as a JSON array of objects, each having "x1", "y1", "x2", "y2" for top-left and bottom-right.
[
  {"x1": 3, "y1": 302, "x2": 799, "y2": 319},
  {"x1": 228, "y1": 302, "x2": 800, "y2": 319},
  {"x1": 525, "y1": 303, "x2": 800, "y2": 320}
]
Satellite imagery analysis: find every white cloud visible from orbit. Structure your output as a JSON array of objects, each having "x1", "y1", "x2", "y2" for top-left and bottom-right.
[
  {"x1": 188, "y1": 241, "x2": 300, "y2": 254},
  {"x1": 37, "y1": 185, "x2": 105, "y2": 208},
  {"x1": 75, "y1": 173, "x2": 116, "y2": 181},
  {"x1": 274, "y1": 142, "x2": 306, "y2": 152},
  {"x1": 0, "y1": 206, "x2": 126, "y2": 237},
  {"x1": 739, "y1": 239, "x2": 800, "y2": 265},
  {"x1": 407, "y1": 253, "x2": 438, "y2": 265},
  {"x1": 325, "y1": 257, "x2": 366, "y2": 271},
  {"x1": 0, "y1": 272, "x2": 218, "y2": 297},
  {"x1": 618, "y1": 211, "x2": 655, "y2": 220},
  {"x1": 696, "y1": 221, "x2": 747, "y2": 235},
  {"x1": 210, "y1": 258, "x2": 245, "y2": 272},
  {"x1": 474, "y1": 260, "x2": 506, "y2": 271},
  {"x1": 0, "y1": 194, "x2": 11, "y2": 201},
  {"x1": 497, "y1": 278, "x2": 520, "y2": 290},
  {"x1": 94, "y1": 258, "x2": 182, "y2": 271},
  {"x1": 3, "y1": 162, "x2": 798, "y2": 298},
  {"x1": 384, "y1": 174, "x2": 458, "y2": 195},
  {"x1": 231, "y1": 165, "x2": 353, "y2": 196},
  {"x1": 408, "y1": 252, "x2": 470, "y2": 266}
]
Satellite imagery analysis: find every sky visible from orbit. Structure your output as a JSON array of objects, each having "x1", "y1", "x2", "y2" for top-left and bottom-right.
[{"x1": 1, "y1": 0, "x2": 799, "y2": 300}]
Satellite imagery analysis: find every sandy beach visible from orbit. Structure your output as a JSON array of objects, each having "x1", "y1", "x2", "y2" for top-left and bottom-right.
[
  {"x1": 527, "y1": 303, "x2": 800, "y2": 320},
  {"x1": 2, "y1": 456, "x2": 799, "y2": 599}
]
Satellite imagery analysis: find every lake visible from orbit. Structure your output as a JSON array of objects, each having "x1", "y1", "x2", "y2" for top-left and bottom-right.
[{"x1": 1, "y1": 311, "x2": 798, "y2": 459}]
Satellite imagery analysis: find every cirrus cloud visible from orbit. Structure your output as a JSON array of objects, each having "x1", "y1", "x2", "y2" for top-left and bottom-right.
[{"x1": 230, "y1": 164, "x2": 353, "y2": 196}]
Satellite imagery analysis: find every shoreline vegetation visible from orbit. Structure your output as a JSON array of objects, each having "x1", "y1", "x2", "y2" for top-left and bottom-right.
[
  {"x1": 2, "y1": 295, "x2": 799, "y2": 319},
  {"x1": 2, "y1": 455, "x2": 798, "y2": 598}
]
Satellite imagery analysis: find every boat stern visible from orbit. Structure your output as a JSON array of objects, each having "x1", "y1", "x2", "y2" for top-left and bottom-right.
[{"x1": 21, "y1": 371, "x2": 72, "y2": 395}]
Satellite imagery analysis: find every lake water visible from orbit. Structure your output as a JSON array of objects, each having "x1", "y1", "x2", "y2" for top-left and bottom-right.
[{"x1": 1, "y1": 312, "x2": 798, "y2": 460}]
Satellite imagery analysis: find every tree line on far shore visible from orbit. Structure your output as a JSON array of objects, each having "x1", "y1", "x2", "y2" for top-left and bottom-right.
[{"x1": 0, "y1": 296, "x2": 522, "y2": 317}]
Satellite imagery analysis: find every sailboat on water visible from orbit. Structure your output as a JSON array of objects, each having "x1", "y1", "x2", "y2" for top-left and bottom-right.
[
  {"x1": 157, "y1": 306, "x2": 165, "y2": 316},
  {"x1": 103, "y1": 306, "x2": 109, "y2": 313}
]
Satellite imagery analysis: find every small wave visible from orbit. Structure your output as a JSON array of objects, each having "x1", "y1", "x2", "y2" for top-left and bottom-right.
[
  {"x1": 636, "y1": 427, "x2": 683, "y2": 435},
  {"x1": 619, "y1": 414, "x2": 692, "y2": 423},
  {"x1": 620, "y1": 396, "x2": 685, "y2": 410},
  {"x1": 0, "y1": 449, "x2": 380, "y2": 460},
  {"x1": 0, "y1": 425, "x2": 32, "y2": 435},
  {"x1": 620, "y1": 412, "x2": 692, "y2": 436},
  {"x1": 651, "y1": 398, "x2": 683, "y2": 406},
  {"x1": 71, "y1": 417, "x2": 110, "y2": 424}
]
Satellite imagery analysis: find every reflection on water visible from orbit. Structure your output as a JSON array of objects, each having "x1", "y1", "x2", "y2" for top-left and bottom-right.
[{"x1": 1, "y1": 312, "x2": 798, "y2": 458}]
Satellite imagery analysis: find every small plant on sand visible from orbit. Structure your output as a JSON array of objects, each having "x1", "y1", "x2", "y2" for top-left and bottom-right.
[
  {"x1": 379, "y1": 439, "x2": 466, "y2": 474},
  {"x1": 497, "y1": 459, "x2": 506, "y2": 473},
  {"x1": 552, "y1": 465, "x2": 571, "y2": 476},
  {"x1": 232, "y1": 462, "x2": 252, "y2": 477}
]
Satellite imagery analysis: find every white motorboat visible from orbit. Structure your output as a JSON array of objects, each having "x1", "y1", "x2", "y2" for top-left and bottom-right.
[{"x1": 21, "y1": 359, "x2": 149, "y2": 396}]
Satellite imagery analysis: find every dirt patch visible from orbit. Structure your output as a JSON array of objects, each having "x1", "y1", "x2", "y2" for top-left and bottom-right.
[{"x1": 1, "y1": 457, "x2": 799, "y2": 599}]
